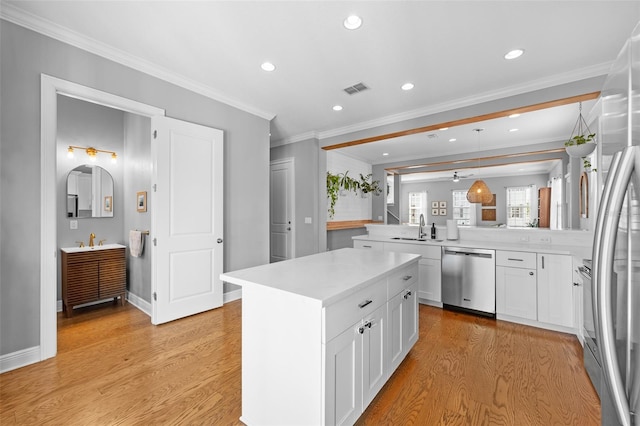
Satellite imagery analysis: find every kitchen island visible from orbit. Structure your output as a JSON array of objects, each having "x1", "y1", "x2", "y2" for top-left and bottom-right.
[{"x1": 220, "y1": 248, "x2": 421, "y2": 426}]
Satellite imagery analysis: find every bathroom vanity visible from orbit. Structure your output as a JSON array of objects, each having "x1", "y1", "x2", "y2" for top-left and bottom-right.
[{"x1": 61, "y1": 244, "x2": 126, "y2": 317}]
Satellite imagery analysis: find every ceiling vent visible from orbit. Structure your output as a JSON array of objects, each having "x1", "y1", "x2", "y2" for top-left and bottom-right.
[{"x1": 343, "y1": 82, "x2": 369, "y2": 95}]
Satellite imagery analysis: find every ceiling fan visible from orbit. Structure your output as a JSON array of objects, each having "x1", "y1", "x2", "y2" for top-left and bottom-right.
[{"x1": 452, "y1": 171, "x2": 474, "y2": 182}]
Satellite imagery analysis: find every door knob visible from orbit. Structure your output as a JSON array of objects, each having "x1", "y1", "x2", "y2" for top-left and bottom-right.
[
  {"x1": 217, "y1": 238, "x2": 223, "y2": 243},
  {"x1": 287, "y1": 227, "x2": 291, "y2": 231}
]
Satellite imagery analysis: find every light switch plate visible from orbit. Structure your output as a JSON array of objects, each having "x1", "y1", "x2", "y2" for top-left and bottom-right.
[
  {"x1": 70, "y1": 220, "x2": 78, "y2": 230},
  {"x1": 304, "y1": 217, "x2": 312, "y2": 224}
]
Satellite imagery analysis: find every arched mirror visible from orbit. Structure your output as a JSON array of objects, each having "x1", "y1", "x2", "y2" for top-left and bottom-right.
[
  {"x1": 66, "y1": 165, "x2": 114, "y2": 218},
  {"x1": 579, "y1": 172, "x2": 589, "y2": 218}
]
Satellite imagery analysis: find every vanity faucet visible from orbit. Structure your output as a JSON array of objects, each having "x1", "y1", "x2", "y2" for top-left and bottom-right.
[{"x1": 89, "y1": 233, "x2": 96, "y2": 247}]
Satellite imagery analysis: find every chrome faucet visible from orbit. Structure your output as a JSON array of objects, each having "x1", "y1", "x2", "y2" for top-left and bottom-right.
[
  {"x1": 418, "y1": 214, "x2": 427, "y2": 239},
  {"x1": 89, "y1": 233, "x2": 96, "y2": 247}
]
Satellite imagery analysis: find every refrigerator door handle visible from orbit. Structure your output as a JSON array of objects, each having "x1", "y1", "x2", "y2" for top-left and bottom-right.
[{"x1": 593, "y1": 146, "x2": 639, "y2": 426}]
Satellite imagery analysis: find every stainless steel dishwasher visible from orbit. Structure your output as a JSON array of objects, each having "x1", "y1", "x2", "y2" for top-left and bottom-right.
[{"x1": 441, "y1": 246, "x2": 496, "y2": 317}]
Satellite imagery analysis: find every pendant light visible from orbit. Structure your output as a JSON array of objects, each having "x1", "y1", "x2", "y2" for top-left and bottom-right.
[{"x1": 466, "y1": 129, "x2": 493, "y2": 204}]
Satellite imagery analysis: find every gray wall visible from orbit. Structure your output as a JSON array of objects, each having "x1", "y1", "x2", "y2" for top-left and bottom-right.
[
  {"x1": 400, "y1": 174, "x2": 549, "y2": 226},
  {"x1": 270, "y1": 138, "x2": 321, "y2": 258},
  {"x1": 0, "y1": 21, "x2": 269, "y2": 356},
  {"x1": 56, "y1": 95, "x2": 126, "y2": 299},
  {"x1": 123, "y1": 112, "x2": 152, "y2": 302}
]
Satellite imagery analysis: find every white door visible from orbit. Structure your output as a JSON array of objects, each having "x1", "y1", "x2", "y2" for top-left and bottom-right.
[
  {"x1": 151, "y1": 116, "x2": 224, "y2": 325},
  {"x1": 270, "y1": 159, "x2": 294, "y2": 262}
]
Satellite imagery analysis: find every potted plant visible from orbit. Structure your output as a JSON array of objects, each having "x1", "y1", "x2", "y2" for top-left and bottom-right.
[
  {"x1": 565, "y1": 132, "x2": 596, "y2": 157},
  {"x1": 326, "y1": 171, "x2": 383, "y2": 218}
]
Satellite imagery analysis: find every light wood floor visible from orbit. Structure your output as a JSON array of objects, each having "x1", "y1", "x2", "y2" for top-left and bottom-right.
[{"x1": 1, "y1": 300, "x2": 600, "y2": 425}]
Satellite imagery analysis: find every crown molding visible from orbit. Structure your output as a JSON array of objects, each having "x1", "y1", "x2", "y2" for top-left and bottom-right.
[
  {"x1": 278, "y1": 61, "x2": 610, "y2": 146},
  {"x1": 0, "y1": 3, "x2": 276, "y2": 121}
]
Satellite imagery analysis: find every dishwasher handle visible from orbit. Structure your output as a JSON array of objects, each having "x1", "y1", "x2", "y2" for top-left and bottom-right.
[{"x1": 443, "y1": 247, "x2": 494, "y2": 259}]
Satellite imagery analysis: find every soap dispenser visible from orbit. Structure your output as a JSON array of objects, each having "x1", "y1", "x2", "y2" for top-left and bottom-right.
[{"x1": 430, "y1": 223, "x2": 437, "y2": 240}]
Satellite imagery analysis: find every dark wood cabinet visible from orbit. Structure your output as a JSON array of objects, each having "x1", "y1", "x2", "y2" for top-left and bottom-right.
[
  {"x1": 538, "y1": 187, "x2": 551, "y2": 228},
  {"x1": 61, "y1": 246, "x2": 126, "y2": 317}
]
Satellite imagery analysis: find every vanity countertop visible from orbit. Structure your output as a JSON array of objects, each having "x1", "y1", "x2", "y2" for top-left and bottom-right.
[{"x1": 61, "y1": 243, "x2": 125, "y2": 253}]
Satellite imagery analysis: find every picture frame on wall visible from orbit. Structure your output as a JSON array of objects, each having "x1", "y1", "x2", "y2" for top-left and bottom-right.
[
  {"x1": 482, "y1": 209, "x2": 496, "y2": 221},
  {"x1": 482, "y1": 194, "x2": 496, "y2": 207},
  {"x1": 104, "y1": 196, "x2": 112, "y2": 212},
  {"x1": 431, "y1": 201, "x2": 439, "y2": 208},
  {"x1": 431, "y1": 208, "x2": 439, "y2": 216},
  {"x1": 439, "y1": 201, "x2": 447, "y2": 208},
  {"x1": 439, "y1": 208, "x2": 447, "y2": 216},
  {"x1": 137, "y1": 191, "x2": 147, "y2": 212}
]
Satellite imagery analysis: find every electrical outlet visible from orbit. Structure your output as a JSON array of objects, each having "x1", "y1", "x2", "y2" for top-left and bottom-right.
[
  {"x1": 539, "y1": 237, "x2": 551, "y2": 243},
  {"x1": 304, "y1": 217, "x2": 312, "y2": 224},
  {"x1": 519, "y1": 236, "x2": 529, "y2": 242},
  {"x1": 70, "y1": 220, "x2": 78, "y2": 230}
]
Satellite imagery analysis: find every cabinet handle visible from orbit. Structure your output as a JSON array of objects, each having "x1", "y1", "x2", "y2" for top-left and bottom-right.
[
  {"x1": 573, "y1": 282, "x2": 581, "y2": 286},
  {"x1": 541, "y1": 255, "x2": 545, "y2": 269},
  {"x1": 358, "y1": 300, "x2": 373, "y2": 309},
  {"x1": 529, "y1": 272, "x2": 534, "y2": 276},
  {"x1": 507, "y1": 258, "x2": 524, "y2": 262},
  {"x1": 403, "y1": 290, "x2": 413, "y2": 300},
  {"x1": 358, "y1": 326, "x2": 365, "y2": 334},
  {"x1": 402, "y1": 275, "x2": 412, "y2": 281},
  {"x1": 364, "y1": 320, "x2": 373, "y2": 329},
  {"x1": 363, "y1": 245, "x2": 372, "y2": 248}
]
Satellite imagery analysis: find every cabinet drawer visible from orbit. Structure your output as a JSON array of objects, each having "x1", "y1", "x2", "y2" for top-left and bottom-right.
[
  {"x1": 354, "y1": 240, "x2": 384, "y2": 250},
  {"x1": 384, "y1": 242, "x2": 441, "y2": 259},
  {"x1": 496, "y1": 250, "x2": 536, "y2": 269},
  {"x1": 388, "y1": 263, "x2": 419, "y2": 298},
  {"x1": 323, "y1": 278, "x2": 387, "y2": 343}
]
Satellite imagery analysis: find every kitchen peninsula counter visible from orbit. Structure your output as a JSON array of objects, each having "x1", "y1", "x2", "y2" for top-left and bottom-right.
[{"x1": 220, "y1": 248, "x2": 421, "y2": 425}]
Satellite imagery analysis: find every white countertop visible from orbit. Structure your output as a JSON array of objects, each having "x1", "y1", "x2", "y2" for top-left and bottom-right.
[
  {"x1": 352, "y1": 234, "x2": 592, "y2": 259},
  {"x1": 61, "y1": 243, "x2": 126, "y2": 253},
  {"x1": 220, "y1": 248, "x2": 421, "y2": 306}
]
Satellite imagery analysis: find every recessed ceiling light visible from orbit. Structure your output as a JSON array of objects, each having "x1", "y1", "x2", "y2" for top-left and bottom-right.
[
  {"x1": 401, "y1": 82, "x2": 414, "y2": 91},
  {"x1": 332, "y1": 105, "x2": 343, "y2": 111},
  {"x1": 504, "y1": 49, "x2": 524, "y2": 60},
  {"x1": 509, "y1": 113, "x2": 520, "y2": 118},
  {"x1": 382, "y1": 152, "x2": 389, "y2": 156},
  {"x1": 509, "y1": 128, "x2": 519, "y2": 132},
  {"x1": 449, "y1": 138, "x2": 456, "y2": 142},
  {"x1": 261, "y1": 62, "x2": 276, "y2": 72},
  {"x1": 440, "y1": 127, "x2": 449, "y2": 131},
  {"x1": 343, "y1": 15, "x2": 362, "y2": 30}
]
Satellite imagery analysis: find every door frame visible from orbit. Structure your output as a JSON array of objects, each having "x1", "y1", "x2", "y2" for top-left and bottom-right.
[
  {"x1": 269, "y1": 158, "x2": 295, "y2": 261},
  {"x1": 40, "y1": 74, "x2": 165, "y2": 361}
]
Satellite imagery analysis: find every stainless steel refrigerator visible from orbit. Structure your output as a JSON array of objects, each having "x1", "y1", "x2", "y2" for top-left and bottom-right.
[{"x1": 592, "y1": 21, "x2": 640, "y2": 426}]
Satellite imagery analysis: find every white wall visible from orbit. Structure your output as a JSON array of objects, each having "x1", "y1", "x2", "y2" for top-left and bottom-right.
[{"x1": 326, "y1": 151, "x2": 372, "y2": 221}]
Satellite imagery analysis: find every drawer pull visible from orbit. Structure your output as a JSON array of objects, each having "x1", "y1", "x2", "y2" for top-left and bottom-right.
[
  {"x1": 362, "y1": 245, "x2": 372, "y2": 248},
  {"x1": 507, "y1": 258, "x2": 524, "y2": 262},
  {"x1": 358, "y1": 326, "x2": 365, "y2": 334},
  {"x1": 364, "y1": 320, "x2": 373, "y2": 329},
  {"x1": 358, "y1": 299, "x2": 373, "y2": 309},
  {"x1": 403, "y1": 290, "x2": 413, "y2": 300},
  {"x1": 402, "y1": 275, "x2": 413, "y2": 281},
  {"x1": 529, "y1": 272, "x2": 534, "y2": 276}
]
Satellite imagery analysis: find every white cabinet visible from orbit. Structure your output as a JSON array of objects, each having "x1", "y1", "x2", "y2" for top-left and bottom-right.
[
  {"x1": 325, "y1": 303, "x2": 387, "y2": 426},
  {"x1": 537, "y1": 253, "x2": 574, "y2": 328},
  {"x1": 496, "y1": 250, "x2": 537, "y2": 320},
  {"x1": 353, "y1": 240, "x2": 384, "y2": 250},
  {"x1": 382, "y1": 242, "x2": 441, "y2": 304},
  {"x1": 221, "y1": 249, "x2": 421, "y2": 426},
  {"x1": 388, "y1": 282, "x2": 418, "y2": 373}
]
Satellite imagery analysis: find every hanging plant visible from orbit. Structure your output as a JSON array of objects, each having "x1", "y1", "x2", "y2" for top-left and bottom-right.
[
  {"x1": 565, "y1": 102, "x2": 596, "y2": 157},
  {"x1": 326, "y1": 171, "x2": 382, "y2": 218}
]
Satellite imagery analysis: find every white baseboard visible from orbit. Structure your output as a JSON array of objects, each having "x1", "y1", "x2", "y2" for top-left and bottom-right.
[
  {"x1": 0, "y1": 346, "x2": 41, "y2": 374},
  {"x1": 224, "y1": 288, "x2": 242, "y2": 304},
  {"x1": 126, "y1": 291, "x2": 152, "y2": 316}
]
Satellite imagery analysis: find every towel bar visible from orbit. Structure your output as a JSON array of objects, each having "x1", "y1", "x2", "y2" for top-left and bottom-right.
[{"x1": 137, "y1": 230, "x2": 150, "y2": 235}]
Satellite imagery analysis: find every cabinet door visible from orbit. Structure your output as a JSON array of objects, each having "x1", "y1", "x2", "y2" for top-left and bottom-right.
[
  {"x1": 99, "y1": 251, "x2": 126, "y2": 299},
  {"x1": 66, "y1": 261, "x2": 99, "y2": 306},
  {"x1": 388, "y1": 291, "x2": 404, "y2": 373},
  {"x1": 402, "y1": 282, "x2": 419, "y2": 350},
  {"x1": 362, "y1": 304, "x2": 387, "y2": 408},
  {"x1": 325, "y1": 323, "x2": 362, "y2": 426},
  {"x1": 418, "y1": 258, "x2": 441, "y2": 302},
  {"x1": 496, "y1": 266, "x2": 537, "y2": 320},
  {"x1": 537, "y1": 254, "x2": 573, "y2": 327}
]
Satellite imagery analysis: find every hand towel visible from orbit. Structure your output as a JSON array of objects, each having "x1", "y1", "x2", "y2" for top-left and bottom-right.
[{"x1": 129, "y1": 230, "x2": 144, "y2": 257}]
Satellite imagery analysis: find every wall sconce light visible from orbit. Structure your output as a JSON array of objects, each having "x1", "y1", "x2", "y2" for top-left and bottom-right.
[{"x1": 67, "y1": 145, "x2": 117, "y2": 164}]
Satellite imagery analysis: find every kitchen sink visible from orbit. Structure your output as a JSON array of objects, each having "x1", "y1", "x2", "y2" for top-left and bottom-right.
[{"x1": 390, "y1": 237, "x2": 443, "y2": 242}]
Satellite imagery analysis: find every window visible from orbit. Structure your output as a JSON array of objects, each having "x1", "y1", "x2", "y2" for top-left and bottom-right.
[
  {"x1": 452, "y1": 190, "x2": 471, "y2": 225},
  {"x1": 506, "y1": 186, "x2": 533, "y2": 227},
  {"x1": 386, "y1": 174, "x2": 395, "y2": 205},
  {"x1": 408, "y1": 191, "x2": 427, "y2": 225}
]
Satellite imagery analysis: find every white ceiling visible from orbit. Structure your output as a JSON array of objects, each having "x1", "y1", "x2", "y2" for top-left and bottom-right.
[{"x1": 2, "y1": 0, "x2": 638, "y2": 152}]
